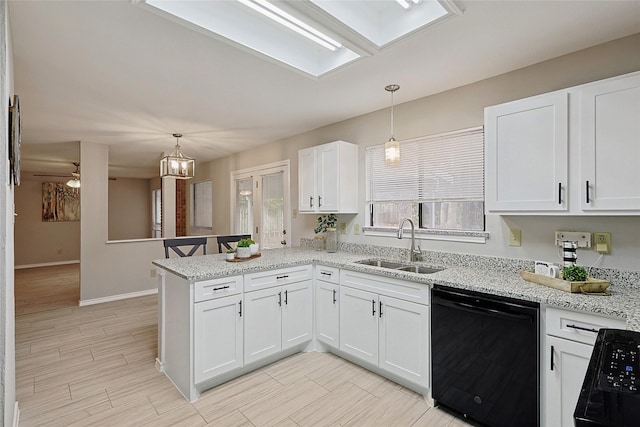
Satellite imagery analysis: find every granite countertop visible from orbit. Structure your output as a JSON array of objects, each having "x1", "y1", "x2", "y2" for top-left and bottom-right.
[{"x1": 153, "y1": 248, "x2": 640, "y2": 332}]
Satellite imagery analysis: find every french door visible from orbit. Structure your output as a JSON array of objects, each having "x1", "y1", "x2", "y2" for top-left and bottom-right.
[{"x1": 232, "y1": 161, "x2": 291, "y2": 249}]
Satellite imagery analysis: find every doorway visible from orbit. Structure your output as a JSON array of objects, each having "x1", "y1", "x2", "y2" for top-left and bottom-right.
[{"x1": 232, "y1": 161, "x2": 291, "y2": 249}]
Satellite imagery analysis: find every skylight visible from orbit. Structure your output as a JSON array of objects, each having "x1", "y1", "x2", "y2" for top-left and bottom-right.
[{"x1": 140, "y1": 0, "x2": 461, "y2": 78}]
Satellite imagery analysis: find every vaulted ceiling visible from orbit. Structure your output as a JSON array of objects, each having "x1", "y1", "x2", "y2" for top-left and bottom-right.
[{"x1": 8, "y1": 0, "x2": 640, "y2": 178}]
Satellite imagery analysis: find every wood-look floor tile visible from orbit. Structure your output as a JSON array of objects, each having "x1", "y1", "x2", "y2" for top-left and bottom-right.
[
  {"x1": 343, "y1": 389, "x2": 430, "y2": 426},
  {"x1": 290, "y1": 381, "x2": 378, "y2": 426},
  {"x1": 65, "y1": 398, "x2": 159, "y2": 427},
  {"x1": 193, "y1": 371, "x2": 283, "y2": 423},
  {"x1": 239, "y1": 378, "x2": 329, "y2": 426},
  {"x1": 141, "y1": 403, "x2": 208, "y2": 427}
]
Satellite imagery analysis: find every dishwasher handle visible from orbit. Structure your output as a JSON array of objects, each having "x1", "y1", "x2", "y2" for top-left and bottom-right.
[{"x1": 433, "y1": 297, "x2": 534, "y2": 322}]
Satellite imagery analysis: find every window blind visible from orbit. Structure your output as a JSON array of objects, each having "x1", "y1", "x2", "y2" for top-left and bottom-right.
[{"x1": 366, "y1": 126, "x2": 484, "y2": 203}]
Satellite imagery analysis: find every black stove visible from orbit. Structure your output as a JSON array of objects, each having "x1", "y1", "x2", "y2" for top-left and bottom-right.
[{"x1": 574, "y1": 329, "x2": 640, "y2": 427}]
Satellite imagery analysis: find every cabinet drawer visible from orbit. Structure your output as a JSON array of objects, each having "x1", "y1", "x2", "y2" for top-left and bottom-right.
[
  {"x1": 244, "y1": 265, "x2": 313, "y2": 292},
  {"x1": 194, "y1": 275, "x2": 243, "y2": 303},
  {"x1": 546, "y1": 306, "x2": 625, "y2": 345},
  {"x1": 316, "y1": 265, "x2": 339, "y2": 284},
  {"x1": 340, "y1": 269, "x2": 429, "y2": 305}
]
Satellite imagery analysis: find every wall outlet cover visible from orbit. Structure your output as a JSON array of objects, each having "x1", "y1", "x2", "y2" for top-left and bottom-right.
[
  {"x1": 509, "y1": 229, "x2": 521, "y2": 247},
  {"x1": 593, "y1": 232, "x2": 611, "y2": 254}
]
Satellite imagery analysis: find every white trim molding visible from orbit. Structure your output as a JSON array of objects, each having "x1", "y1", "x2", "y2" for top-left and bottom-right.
[
  {"x1": 14, "y1": 260, "x2": 80, "y2": 270},
  {"x1": 79, "y1": 288, "x2": 158, "y2": 307}
]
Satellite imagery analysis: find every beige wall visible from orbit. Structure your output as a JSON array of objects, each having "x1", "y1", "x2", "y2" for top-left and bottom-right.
[
  {"x1": 80, "y1": 141, "x2": 164, "y2": 303},
  {"x1": 14, "y1": 175, "x2": 81, "y2": 266},
  {"x1": 108, "y1": 177, "x2": 153, "y2": 241},
  {"x1": 199, "y1": 33, "x2": 640, "y2": 272}
]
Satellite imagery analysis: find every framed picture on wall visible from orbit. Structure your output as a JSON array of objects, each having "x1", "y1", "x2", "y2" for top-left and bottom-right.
[{"x1": 8, "y1": 94, "x2": 21, "y2": 186}]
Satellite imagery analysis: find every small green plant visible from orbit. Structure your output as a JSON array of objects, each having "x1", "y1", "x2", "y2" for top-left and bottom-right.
[
  {"x1": 562, "y1": 265, "x2": 588, "y2": 281},
  {"x1": 237, "y1": 238, "x2": 255, "y2": 247},
  {"x1": 226, "y1": 248, "x2": 236, "y2": 254},
  {"x1": 314, "y1": 214, "x2": 338, "y2": 234}
]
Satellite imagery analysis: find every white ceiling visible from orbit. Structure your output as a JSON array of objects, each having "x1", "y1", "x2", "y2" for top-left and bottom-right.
[{"x1": 8, "y1": 0, "x2": 640, "y2": 178}]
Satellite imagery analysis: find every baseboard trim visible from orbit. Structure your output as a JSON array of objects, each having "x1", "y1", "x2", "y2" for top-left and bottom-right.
[
  {"x1": 79, "y1": 288, "x2": 158, "y2": 306},
  {"x1": 15, "y1": 260, "x2": 80, "y2": 269},
  {"x1": 12, "y1": 401, "x2": 20, "y2": 427}
]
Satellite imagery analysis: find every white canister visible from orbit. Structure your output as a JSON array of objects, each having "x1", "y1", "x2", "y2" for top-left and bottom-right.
[
  {"x1": 250, "y1": 243, "x2": 259, "y2": 255},
  {"x1": 237, "y1": 247, "x2": 251, "y2": 258}
]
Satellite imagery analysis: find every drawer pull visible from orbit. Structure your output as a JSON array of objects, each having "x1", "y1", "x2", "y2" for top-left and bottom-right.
[
  {"x1": 239, "y1": 300, "x2": 242, "y2": 317},
  {"x1": 566, "y1": 324, "x2": 599, "y2": 334},
  {"x1": 284, "y1": 290, "x2": 288, "y2": 305},
  {"x1": 372, "y1": 299, "x2": 376, "y2": 317},
  {"x1": 586, "y1": 181, "x2": 591, "y2": 204},
  {"x1": 379, "y1": 301, "x2": 383, "y2": 318},
  {"x1": 558, "y1": 182, "x2": 562, "y2": 205},
  {"x1": 550, "y1": 345, "x2": 555, "y2": 371},
  {"x1": 276, "y1": 275, "x2": 289, "y2": 280},
  {"x1": 332, "y1": 289, "x2": 337, "y2": 304},
  {"x1": 278, "y1": 291, "x2": 282, "y2": 306},
  {"x1": 212, "y1": 285, "x2": 230, "y2": 292},
  {"x1": 320, "y1": 271, "x2": 332, "y2": 277}
]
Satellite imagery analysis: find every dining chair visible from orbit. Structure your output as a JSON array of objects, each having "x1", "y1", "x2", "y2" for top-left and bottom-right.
[
  {"x1": 163, "y1": 237, "x2": 207, "y2": 258},
  {"x1": 217, "y1": 234, "x2": 251, "y2": 253}
]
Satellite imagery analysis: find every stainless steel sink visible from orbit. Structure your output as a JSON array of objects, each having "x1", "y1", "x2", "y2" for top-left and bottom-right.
[
  {"x1": 354, "y1": 259, "x2": 443, "y2": 275},
  {"x1": 396, "y1": 265, "x2": 443, "y2": 274},
  {"x1": 354, "y1": 259, "x2": 406, "y2": 269}
]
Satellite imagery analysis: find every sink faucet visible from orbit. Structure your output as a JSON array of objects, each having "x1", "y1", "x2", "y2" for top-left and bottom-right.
[{"x1": 397, "y1": 218, "x2": 421, "y2": 262}]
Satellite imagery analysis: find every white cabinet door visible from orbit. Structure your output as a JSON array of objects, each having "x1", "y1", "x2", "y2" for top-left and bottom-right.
[
  {"x1": 378, "y1": 296, "x2": 429, "y2": 386},
  {"x1": 244, "y1": 287, "x2": 282, "y2": 364},
  {"x1": 316, "y1": 280, "x2": 339, "y2": 349},
  {"x1": 485, "y1": 91, "x2": 568, "y2": 212},
  {"x1": 281, "y1": 281, "x2": 313, "y2": 351},
  {"x1": 545, "y1": 335, "x2": 593, "y2": 427},
  {"x1": 298, "y1": 147, "x2": 316, "y2": 212},
  {"x1": 317, "y1": 143, "x2": 339, "y2": 212},
  {"x1": 194, "y1": 295, "x2": 243, "y2": 384},
  {"x1": 581, "y1": 73, "x2": 640, "y2": 211},
  {"x1": 297, "y1": 141, "x2": 358, "y2": 213},
  {"x1": 339, "y1": 286, "x2": 378, "y2": 366}
]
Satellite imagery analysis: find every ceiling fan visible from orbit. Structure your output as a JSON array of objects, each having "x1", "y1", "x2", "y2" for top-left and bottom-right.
[{"x1": 33, "y1": 162, "x2": 81, "y2": 188}]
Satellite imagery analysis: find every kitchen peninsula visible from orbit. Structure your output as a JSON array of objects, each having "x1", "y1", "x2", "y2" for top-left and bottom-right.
[{"x1": 153, "y1": 246, "x2": 639, "y2": 412}]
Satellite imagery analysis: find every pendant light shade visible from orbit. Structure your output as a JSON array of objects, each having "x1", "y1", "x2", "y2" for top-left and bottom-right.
[
  {"x1": 66, "y1": 162, "x2": 81, "y2": 188},
  {"x1": 160, "y1": 133, "x2": 195, "y2": 179},
  {"x1": 384, "y1": 84, "x2": 400, "y2": 166}
]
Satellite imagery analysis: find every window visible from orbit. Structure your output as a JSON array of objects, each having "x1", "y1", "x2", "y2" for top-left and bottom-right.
[
  {"x1": 366, "y1": 126, "x2": 484, "y2": 232},
  {"x1": 191, "y1": 180, "x2": 212, "y2": 230},
  {"x1": 152, "y1": 189, "x2": 162, "y2": 238}
]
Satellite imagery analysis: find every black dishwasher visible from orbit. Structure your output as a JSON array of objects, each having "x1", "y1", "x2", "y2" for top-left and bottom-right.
[{"x1": 431, "y1": 285, "x2": 540, "y2": 427}]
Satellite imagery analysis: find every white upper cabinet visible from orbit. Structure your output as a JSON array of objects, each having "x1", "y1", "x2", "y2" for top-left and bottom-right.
[
  {"x1": 485, "y1": 91, "x2": 568, "y2": 212},
  {"x1": 298, "y1": 141, "x2": 358, "y2": 213},
  {"x1": 580, "y1": 73, "x2": 640, "y2": 211},
  {"x1": 485, "y1": 71, "x2": 640, "y2": 215}
]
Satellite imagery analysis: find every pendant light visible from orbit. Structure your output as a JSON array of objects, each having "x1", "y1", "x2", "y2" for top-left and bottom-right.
[
  {"x1": 66, "y1": 162, "x2": 81, "y2": 188},
  {"x1": 385, "y1": 84, "x2": 400, "y2": 166},
  {"x1": 160, "y1": 133, "x2": 195, "y2": 179}
]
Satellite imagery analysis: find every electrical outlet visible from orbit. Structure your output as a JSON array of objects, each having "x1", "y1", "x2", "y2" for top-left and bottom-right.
[
  {"x1": 354, "y1": 223, "x2": 361, "y2": 235},
  {"x1": 509, "y1": 229, "x2": 521, "y2": 247},
  {"x1": 150, "y1": 269, "x2": 157, "y2": 278},
  {"x1": 555, "y1": 231, "x2": 592, "y2": 248},
  {"x1": 593, "y1": 232, "x2": 611, "y2": 254},
  {"x1": 339, "y1": 223, "x2": 347, "y2": 234}
]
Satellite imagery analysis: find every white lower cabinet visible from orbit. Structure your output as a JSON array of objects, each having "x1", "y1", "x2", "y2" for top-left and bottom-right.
[
  {"x1": 244, "y1": 280, "x2": 312, "y2": 365},
  {"x1": 339, "y1": 271, "x2": 429, "y2": 389},
  {"x1": 315, "y1": 279, "x2": 340, "y2": 349},
  {"x1": 194, "y1": 294, "x2": 243, "y2": 384},
  {"x1": 545, "y1": 335, "x2": 593, "y2": 427},
  {"x1": 544, "y1": 307, "x2": 626, "y2": 427}
]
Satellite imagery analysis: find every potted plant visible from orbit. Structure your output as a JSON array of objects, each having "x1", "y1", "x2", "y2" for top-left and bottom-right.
[
  {"x1": 314, "y1": 214, "x2": 338, "y2": 251},
  {"x1": 236, "y1": 238, "x2": 255, "y2": 258},
  {"x1": 225, "y1": 248, "x2": 236, "y2": 260}
]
